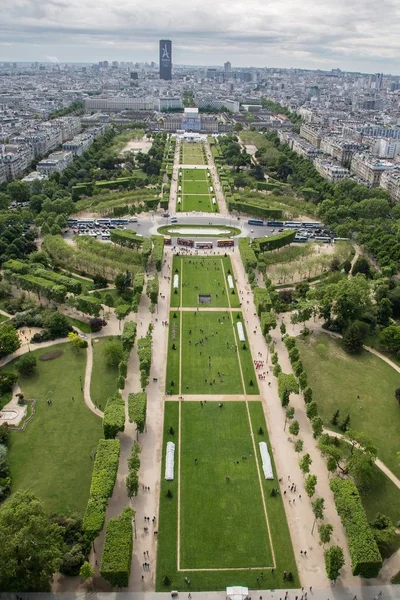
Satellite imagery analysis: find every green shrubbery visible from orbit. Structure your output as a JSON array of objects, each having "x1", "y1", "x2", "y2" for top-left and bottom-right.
[
  {"x1": 121, "y1": 321, "x2": 137, "y2": 352},
  {"x1": 253, "y1": 287, "x2": 272, "y2": 316},
  {"x1": 137, "y1": 326, "x2": 152, "y2": 388},
  {"x1": 254, "y1": 230, "x2": 296, "y2": 252},
  {"x1": 330, "y1": 477, "x2": 382, "y2": 578},
  {"x1": 83, "y1": 439, "x2": 120, "y2": 540},
  {"x1": 150, "y1": 235, "x2": 164, "y2": 271},
  {"x1": 103, "y1": 393, "x2": 125, "y2": 439},
  {"x1": 128, "y1": 392, "x2": 147, "y2": 433},
  {"x1": 238, "y1": 238, "x2": 257, "y2": 271},
  {"x1": 100, "y1": 506, "x2": 134, "y2": 588}
]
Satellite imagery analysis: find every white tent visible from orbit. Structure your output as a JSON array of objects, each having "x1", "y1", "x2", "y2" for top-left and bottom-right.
[{"x1": 226, "y1": 587, "x2": 249, "y2": 600}]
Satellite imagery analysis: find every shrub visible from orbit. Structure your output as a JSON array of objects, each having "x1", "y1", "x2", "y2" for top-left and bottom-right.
[
  {"x1": 103, "y1": 393, "x2": 125, "y2": 439},
  {"x1": 16, "y1": 353, "x2": 37, "y2": 376},
  {"x1": 89, "y1": 318, "x2": 106, "y2": 332},
  {"x1": 128, "y1": 392, "x2": 147, "y2": 433},
  {"x1": 89, "y1": 439, "x2": 120, "y2": 500},
  {"x1": 100, "y1": 506, "x2": 134, "y2": 588},
  {"x1": 121, "y1": 321, "x2": 137, "y2": 352},
  {"x1": 330, "y1": 477, "x2": 382, "y2": 578}
]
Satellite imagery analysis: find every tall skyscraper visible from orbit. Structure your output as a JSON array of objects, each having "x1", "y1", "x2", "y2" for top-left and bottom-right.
[
  {"x1": 159, "y1": 40, "x2": 172, "y2": 80},
  {"x1": 224, "y1": 61, "x2": 232, "y2": 72}
]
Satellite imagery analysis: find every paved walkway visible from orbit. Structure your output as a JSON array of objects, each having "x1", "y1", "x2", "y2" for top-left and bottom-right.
[
  {"x1": 204, "y1": 137, "x2": 228, "y2": 215},
  {"x1": 229, "y1": 250, "x2": 360, "y2": 588}
]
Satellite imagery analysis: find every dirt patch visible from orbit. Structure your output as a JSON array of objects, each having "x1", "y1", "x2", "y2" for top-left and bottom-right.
[{"x1": 39, "y1": 350, "x2": 64, "y2": 362}]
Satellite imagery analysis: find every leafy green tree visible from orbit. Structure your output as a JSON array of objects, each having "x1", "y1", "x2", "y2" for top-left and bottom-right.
[
  {"x1": 298, "y1": 371, "x2": 308, "y2": 390},
  {"x1": 115, "y1": 271, "x2": 132, "y2": 294},
  {"x1": 289, "y1": 420, "x2": 300, "y2": 436},
  {"x1": 351, "y1": 256, "x2": 372, "y2": 278},
  {"x1": 303, "y1": 386, "x2": 313, "y2": 403},
  {"x1": 376, "y1": 297, "x2": 392, "y2": 326},
  {"x1": 305, "y1": 474, "x2": 317, "y2": 498},
  {"x1": 294, "y1": 439, "x2": 304, "y2": 453},
  {"x1": 16, "y1": 353, "x2": 37, "y2": 376},
  {"x1": 324, "y1": 546, "x2": 344, "y2": 581},
  {"x1": 306, "y1": 400, "x2": 318, "y2": 420},
  {"x1": 319, "y1": 523, "x2": 333, "y2": 545},
  {"x1": 43, "y1": 311, "x2": 72, "y2": 338},
  {"x1": 104, "y1": 293, "x2": 115, "y2": 308},
  {"x1": 0, "y1": 324, "x2": 20, "y2": 358},
  {"x1": 379, "y1": 325, "x2": 400, "y2": 353},
  {"x1": 284, "y1": 406, "x2": 295, "y2": 431},
  {"x1": 311, "y1": 497, "x2": 325, "y2": 533},
  {"x1": 80, "y1": 560, "x2": 94, "y2": 580},
  {"x1": 343, "y1": 322, "x2": 364, "y2": 354},
  {"x1": 331, "y1": 409, "x2": 340, "y2": 425},
  {"x1": 370, "y1": 513, "x2": 397, "y2": 550},
  {"x1": 0, "y1": 491, "x2": 64, "y2": 591},
  {"x1": 299, "y1": 453, "x2": 312, "y2": 474},
  {"x1": 103, "y1": 339, "x2": 124, "y2": 367},
  {"x1": 7, "y1": 180, "x2": 30, "y2": 203},
  {"x1": 312, "y1": 415, "x2": 324, "y2": 439}
]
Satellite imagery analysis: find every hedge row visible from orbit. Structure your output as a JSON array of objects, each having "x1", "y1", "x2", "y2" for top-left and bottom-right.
[
  {"x1": 103, "y1": 392, "x2": 126, "y2": 439},
  {"x1": 110, "y1": 230, "x2": 144, "y2": 249},
  {"x1": 11, "y1": 273, "x2": 67, "y2": 304},
  {"x1": 330, "y1": 477, "x2": 382, "y2": 578},
  {"x1": 146, "y1": 276, "x2": 159, "y2": 305},
  {"x1": 228, "y1": 200, "x2": 283, "y2": 220},
  {"x1": 150, "y1": 235, "x2": 164, "y2": 271},
  {"x1": 3, "y1": 259, "x2": 30, "y2": 274},
  {"x1": 33, "y1": 268, "x2": 82, "y2": 294},
  {"x1": 253, "y1": 287, "x2": 272, "y2": 316},
  {"x1": 254, "y1": 230, "x2": 296, "y2": 253},
  {"x1": 126, "y1": 440, "x2": 141, "y2": 497},
  {"x1": 121, "y1": 321, "x2": 137, "y2": 352},
  {"x1": 100, "y1": 506, "x2": 134, "y2": 588},
  {"x1": 83, "y1": 439, "x2": 120, "y2": 540},
  {"x1": 137, "y1": 327, "x2": 152, "y2": 388},
  {"x1": 238, "y1": 238, "x2": 257, "y2": 272},
  {"x1": 260, "y1": 311, "x2": 277, "y2": 336},
  {"x1": 128, "y1": 392, "x2": 147, "y2": 433}
]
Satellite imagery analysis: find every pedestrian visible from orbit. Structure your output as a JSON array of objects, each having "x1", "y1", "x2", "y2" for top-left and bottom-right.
[{"x1": 300, "y1": 550, "x2": 303, "y2": 555}]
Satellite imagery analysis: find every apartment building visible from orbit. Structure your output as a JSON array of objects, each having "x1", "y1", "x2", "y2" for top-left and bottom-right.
[
  {"x1": 350, "y1": 153, "x2": 395, "y2": 187},
  {"x1": 62, "y1": 133, "x2": 94, "y2": 156},
  {"x1": 380, "y1": 168, "x2": 400, "y2": 202},
  {"x1": 0, "y1": 144, "x2": 33, "y2": 180},
  {"x1": 372, "y1": 138, "x2": 400, "y2": 159},
  {"x1": 314, "y1": 157, "x2": 350, "y2": 183},
  {"x1": 300, "y1": 124, "x2": 322, "y2": 149},
  {"x1": 159, "y1": 97, "x2": 183, "y2": 110},
  {"x1": 37, "y1": 150, "x2": 74, "y2": 175},
  {"x1": 0, "y1": 162, "x2": 6, "y2": 184},
  {"x1": 320, "y1": 137, "x2": 366, "y2": 165},
  {"x1": 291, "y1": 137, "x2": 320, "y2": 160},
  {"x1": 84, "y1": 97, "x2": 157, "y2": 112}
]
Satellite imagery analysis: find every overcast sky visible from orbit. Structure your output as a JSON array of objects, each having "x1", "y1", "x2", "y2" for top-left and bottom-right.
[{"x1": 1, "y1": 0, "x2": 400, "y2": 73}]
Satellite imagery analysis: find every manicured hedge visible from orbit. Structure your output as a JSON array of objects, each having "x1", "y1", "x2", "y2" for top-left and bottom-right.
[
  {"x1": 330, "y1": 477, "x2": 382, "y2": 578},
  {"x1": 146, "y1": 276, "x2": 159, "y2": 305},
  {"x1": 255, "y1": 230, "x2": 296, "y2": 252},
  {"x1": 238, "y1": 238, "x2": 257, "y2": 272},
  {"x1": 254, "y1": 287, "x2": 272, "y2": 316},
  {"x1": 89, "y1": 439, "x2": 120, "y2": 498},
  {"x1": 128, "y1": 392, "x2": 147, "y2": 433},
  {"x1": 133, "y1": 272, "x2": 145, "y2": 295},
  {"x1": 2, "y1": 259, "x2": 30, "y2": 274},
  {"x1": 103, "y1": 392, "x2": 126, "y2": 439},
  {"x1": 100, "y1": 506, "x2": 134, "y2": 588},
  {"x1": 33, "y1": 268, "x2": 82, "y2": 294},
  {"x1": 137, "y1": 329, "x2": 152, "y2": 388},
  {"x1": 121, "y1": 321, "x2": 137, "y2": 352},
  {"x1": 110, "y1": 230, "x2": 144, "y2": 249},
  {"x1": 83, "y1": 439, "x2": 120, "y2": 540},
  {"x1": 12, "y1": 273, "x2": 67, "y2": 304},
  {"x1": 150, "y1": 235, "x2": 164, "y2": 271},
  {"x1": 82, "y1": 496, "x2": 108, "y2": 540}
]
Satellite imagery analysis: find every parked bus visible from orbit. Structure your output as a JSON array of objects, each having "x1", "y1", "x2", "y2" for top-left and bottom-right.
[
  {"x1": 217, "y1": 239, "x2": 234, "y2": 248},
  {"x1": 303, "y1": 221, "x2": 321, "y2": 229},
  {"x1": 266, "y1": 220, "x2": 284, "y2": 227},
  {"x1": 164, "y1": 236, "x2": 172, "y2": 245},
  {"x1": 248, "y1": 218, "x2": 264, "y2": 226},
  {"x1": 284, "y1": 221, "x2": 303, "y2": 229},
  {"x1": 110, "y1": 218, "x2": 129, "y2": 225},
  {"x1": 314, "y1": 236, "x2": 331, "y2": 243},
  {"x1": 194, "y1": 241, "x2": 213, "y2": 249},
  {"x1": 177, "y1": 238, "x2": 194, "y2": 247},
  {"x1": 67, "y1": 219, "x2": 78, "y2": 227}
]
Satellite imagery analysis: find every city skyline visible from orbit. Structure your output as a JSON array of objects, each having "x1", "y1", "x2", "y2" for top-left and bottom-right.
[{"x1": 1, "y1": 0, "x2": 400, "y2": 74}]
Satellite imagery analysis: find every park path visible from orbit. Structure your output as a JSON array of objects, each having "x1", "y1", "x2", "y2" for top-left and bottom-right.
[
  {"x1": 204, "y1": 137, "x2": 228, "y2": 215},
  {"x1": 83, "y1": 338, "x2": 104, "y2": 418},
  {"x1": 229, "y1": 249, "x2": 361, "y2": 588},
  {"x1": 322, "y1": 428, "x2": 400, "y2": 490}
]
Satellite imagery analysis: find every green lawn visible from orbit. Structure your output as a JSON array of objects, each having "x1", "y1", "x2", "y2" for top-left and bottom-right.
[
  {"x1": 166, "y1": 312, "x2": 180, "y2": 395},
  {"x1": 177, "y1": 311, "x2": 258, "y2": 395},
  {"x1": 66, "y1": 316, "x2": 92, "y2": 334},
  {"x1": 181, "y1": 144, "x2": 206, "y2": 165},
  {"x1": 233, "y1": 311, "x2": 259, "y2": 394},
  {"x1": 0, "y1": 313, "x2": 10, "y2": 323},
  {"x1": 171, "y1": 256, "x2": 240, "y2": 308},
  {"x1": 181, "y1": 194, "x2": 215, "y2": 213},
  {"x1": 182, "y1": 181, "x2": 209, "y2": 195},
  {"x1": 91, "y1": 336, "x2": 121, "y2": 410},
  {"x1": 157, "y1": 224, "x2": 241, "y2": 238},
  {"x1": 156, "y1": 401, "x2": 298, "y2": 590},
  {"x1": 297, "y1": 333, "x2": 400, "y2": 477},
  {"x1": 7, "y1": 343, "x2": 103, "y2": 515}
]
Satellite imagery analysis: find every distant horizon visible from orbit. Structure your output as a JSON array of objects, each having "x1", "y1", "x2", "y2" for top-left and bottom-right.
[{"x1": 0, "y1": 60, "x2": 396, "y2": 79}]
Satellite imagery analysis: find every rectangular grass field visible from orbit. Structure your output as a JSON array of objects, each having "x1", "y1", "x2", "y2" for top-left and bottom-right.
[
  {"x1": 177, "y1": 311, "x2": 258, "y2": 395},
  {"x1": 170, "y1": 255, "x2": 240, "y2": 309},
  {"x1": 178, "y1": 168, "x2": 217, "y2": 213},
  {"x1": 156, "y1": 401, "x2": 299, "y2": 590},
  {"x1": 181, "y1": 142, "x2": 206, "y2": 165}
]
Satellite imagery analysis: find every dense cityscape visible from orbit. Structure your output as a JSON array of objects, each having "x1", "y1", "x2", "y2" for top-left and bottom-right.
[{"x1": 0, "y1": 33, "x2": 399, "y2": 600}]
